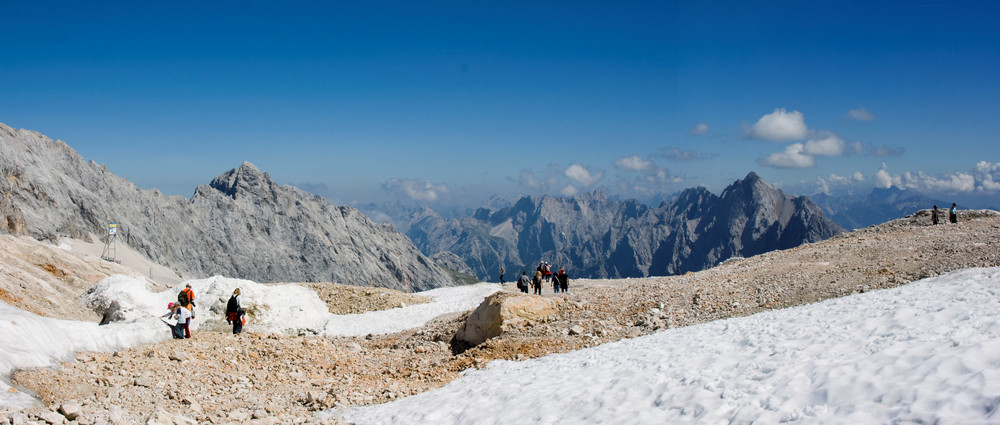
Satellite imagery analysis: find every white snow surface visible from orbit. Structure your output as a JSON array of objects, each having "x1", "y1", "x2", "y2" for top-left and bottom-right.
[
  {"x1": 328, "y1": 267, "x2": 1000, "y2": 424},
  {"x1": 4, "y1": 268, "x2": 1000, "y2": 423},
  {"x1": 1, "y1": 276, "x2": 499, "y2": 408}
]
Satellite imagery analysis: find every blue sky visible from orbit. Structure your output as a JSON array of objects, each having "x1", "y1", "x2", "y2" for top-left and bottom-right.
[{"x1": 2, "y1": 1, "x2": 998, "y2": 207}]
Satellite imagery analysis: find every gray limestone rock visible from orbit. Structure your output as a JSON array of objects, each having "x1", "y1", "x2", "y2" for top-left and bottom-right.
[{"x1": 0, "y1": 123, "x2": 456, "y2": 290}]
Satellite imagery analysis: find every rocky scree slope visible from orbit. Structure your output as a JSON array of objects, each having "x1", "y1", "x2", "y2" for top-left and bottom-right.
[
  {"x1": 7, "y1": 209, "x2": 999, "y2": 425},
  {"x1": 0, "y1": 123, "x2": 454, "y2": 290},
  {"x1": 408, "y1": 172, "x2": 844, "y2": 281}
]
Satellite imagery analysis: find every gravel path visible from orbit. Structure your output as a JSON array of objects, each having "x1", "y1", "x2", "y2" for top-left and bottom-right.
[{"x1": 6, "y1": 210, "x2": 999, "y2": 425}]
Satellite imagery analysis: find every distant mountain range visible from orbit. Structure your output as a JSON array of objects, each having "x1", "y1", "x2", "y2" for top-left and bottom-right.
[
  {"x1": 0, "y1": 123, "x2": 455, "y2": 291},
  {"x1": 401, "y1": 173, "x2": 844, "y2": 281},
  {"x1": 810, "y1": 187, "x2": 950, "y2": 230},
  {"x1": 1, "y1": 122, "x2": 850, "y2": 288}
]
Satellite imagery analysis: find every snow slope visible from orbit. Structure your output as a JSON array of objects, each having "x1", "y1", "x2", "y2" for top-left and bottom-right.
[{"x1": 329, "y1": 267, "x2": 1000, "y2": 424}]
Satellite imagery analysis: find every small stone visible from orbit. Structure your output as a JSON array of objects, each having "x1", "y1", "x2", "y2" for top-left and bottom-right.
[
  {"x1": 57, "y1": 401, "x2": 81, "y2": 420},
  {"x1": 568, "y1": 325, "x2": 585, "y2": 336},
  {"x1": 37, "y1": 411, "x2": 65, "y2": 425},
  {"x1": 227, "y1": 410, "x2": 250, "y2": 422}
]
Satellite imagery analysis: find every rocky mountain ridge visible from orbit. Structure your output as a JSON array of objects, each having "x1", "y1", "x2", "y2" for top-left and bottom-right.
[
  {"x1": 0, "y1": 123, "x2": 454, "y2": 290},
  {"x1": 407, "y1": 172, "x2": 845, "y2": 280}
]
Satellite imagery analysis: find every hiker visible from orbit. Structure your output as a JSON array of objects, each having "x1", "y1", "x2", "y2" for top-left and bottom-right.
[
  {"x1": 226, "y1": 288, "x2": 245, "y2": 334},
  {"x1": 553, "y1": 267, "x2": 559, "y2": 293},
  {"x1": 544, "y1": 262, "x2": 552, "y2": 283},
  {"x1": 178, "y1": 284, "x2": 196, "y2": 318},
  {"x1": 949, "y1": 203, "x2": 957, "y2": 224},
  {"x1": 557, "y1": 268, "x2": 568, "y2": 293},
  {"x1": 533, "y1": 270, "x2": 543, "y2": 295},
  {"x1": 932, "y1": 205, "x2": 939, "y2": 225},
  {"x1": 161, "y1": 302, "x2": 191, "y2": 339},
  {"x1": 499, "y1": 265, "x2": 505, "y2": 284},
  {"x1": 518, "y1": 271, "x2": 530, "y2": 294}
]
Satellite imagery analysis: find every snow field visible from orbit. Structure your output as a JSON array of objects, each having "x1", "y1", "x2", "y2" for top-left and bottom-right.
[{"x1": 330, "y1": 267, "x2": 1000, "y2": 424}]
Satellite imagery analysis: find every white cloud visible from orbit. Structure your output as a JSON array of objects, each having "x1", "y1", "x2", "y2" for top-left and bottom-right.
[
  {"x1": 874, "y1": 163, "x2": 895, "y2": 188},
  {"x1": 901, "y1": 171, "x2": 976, "y2": 193},
  {"x1": 748, "y1": 108, "x2": 808, "y2": 141},
  {"x1": 847, "y1": 107, "x2": 876, "y2": 121},
  {"x1": 560, "y1": 184, "x2": 579, "y2": 196},
  {"x1": 803, "y1": 133, "x2": 847, "y2": 157},
  {"x1": 614, "y1": 156, "x2": 653, "y2": 172},
  {"x1": 757, "y1": 143, "x2": 815, "y2": 168},
  {"x1": 515, "y1": 168, "x2": 562, "y2": 191},
  {"x1": 382, "y1": 178, "x2": 451, "y2": 202},
  {"x1": 875, "y1": 162, "x2": 987, "y2": 193},
  {"x1": 565, "y1": 164, "x2": 604, "y2": 187},
  {"x1": 975, "y1": 161, "x2": 1000, "y2": 192},
  {"x1": 690, "y1": 123, "x2": 710, "y2": 136},
  {"x1": 517, "y1": 170, "x2": 544, "y2": 190},
  {"x1": 852, "y1": 171, "x2": 864, "y2": 181}
]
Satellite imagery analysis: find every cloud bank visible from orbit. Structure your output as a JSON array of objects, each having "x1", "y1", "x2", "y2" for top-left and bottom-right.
[{"x1": 382, "y1": 178, "x2": 451, "y2": 202}]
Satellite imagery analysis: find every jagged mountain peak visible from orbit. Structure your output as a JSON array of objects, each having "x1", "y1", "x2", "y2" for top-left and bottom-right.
[
  {"x1": 1, "y1": 125, "x2": 457, "y2": 290},
  {"x1": 208, "y1": 161, "x2": 275, "y2": 199},
  {"x1": 407, "y1": 172, "x2": 843, "y2": 280}
]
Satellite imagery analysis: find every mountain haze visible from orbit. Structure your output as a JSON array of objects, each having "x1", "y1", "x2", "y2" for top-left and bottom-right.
[
  {"x1": 810, "y1": 187, "x2": 950, "y2": 230},
  {"x1": 0, "y1": 123, "x2": 454, "y2": 290},
  {"x1": 407, "y1": 172, "x2": 844, "y2": 280}
]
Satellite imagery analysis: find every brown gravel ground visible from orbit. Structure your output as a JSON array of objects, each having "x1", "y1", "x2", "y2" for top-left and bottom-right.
[{"x1": 6, "y1": 210, "x2": 1000, "y2": 424}]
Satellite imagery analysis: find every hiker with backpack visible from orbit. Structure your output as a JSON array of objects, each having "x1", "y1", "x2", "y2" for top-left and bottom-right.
[
  {"x1": 178, "y1": 284, "x2": 196, "y2": 318},
  {"x1": 226, "y1": 288, "x2": 245, "y2": 334},
  {"x1": 533, "y1": 270, "x2": 543, "y2": 295},
  {"x1": 557, "y1": 267, "x2": 569, "y2": 293}
]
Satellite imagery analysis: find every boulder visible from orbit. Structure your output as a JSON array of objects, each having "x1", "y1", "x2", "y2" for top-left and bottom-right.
[{"x1": 455, "y1": 292, "x2": 558, "y2": 347}]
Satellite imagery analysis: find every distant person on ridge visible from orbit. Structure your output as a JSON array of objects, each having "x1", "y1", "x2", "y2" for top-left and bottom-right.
[
  {"x1": 518, "y1": 272, "x2": 530, "y2": 294},
  {"x1": 533, "y1": 270, "x2": 543, "y2": 295},
  {"x1": 226, "y1": 288, "x2": 245, "y2": 334},
  {"x1": 557, "y1": 267, "x2": 568, "y2": 293},
  {"x1": 499, "y1": 265, "x2": 505, "y2": 284},
  {"x1": 932, "y1": 205, "x2": 939, "y2": 225},
  {"x1": 950, "y1": 203, "x2": 958, "y2": 224}
]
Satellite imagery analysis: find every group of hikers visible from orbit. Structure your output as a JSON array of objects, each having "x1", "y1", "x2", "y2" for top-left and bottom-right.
[
  {"x1": 161, "y1": 284, "x2": 246, "y2": 339},
  {"x1": 931, "y1": 203, "x2": 959, "y2": 225},
  {"x1": 500, "y1": 262, "x2": 569, "y2": 295}
]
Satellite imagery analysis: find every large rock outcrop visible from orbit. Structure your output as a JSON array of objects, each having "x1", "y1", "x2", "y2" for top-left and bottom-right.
[
  {"x1": 0, "y1": 123, "x2": 455, "y2": 290},
  {"x1": 455, "y1": 292, "x2": 558, "y2": 347}
]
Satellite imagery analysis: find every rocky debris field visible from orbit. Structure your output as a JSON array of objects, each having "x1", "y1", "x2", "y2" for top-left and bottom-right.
[
  {"x1": 5, "y1": 210, "x2": 1000, "y2": 425},
  {"x1": 288, "y1": 282, "x2": 431, "y2": 316}
]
